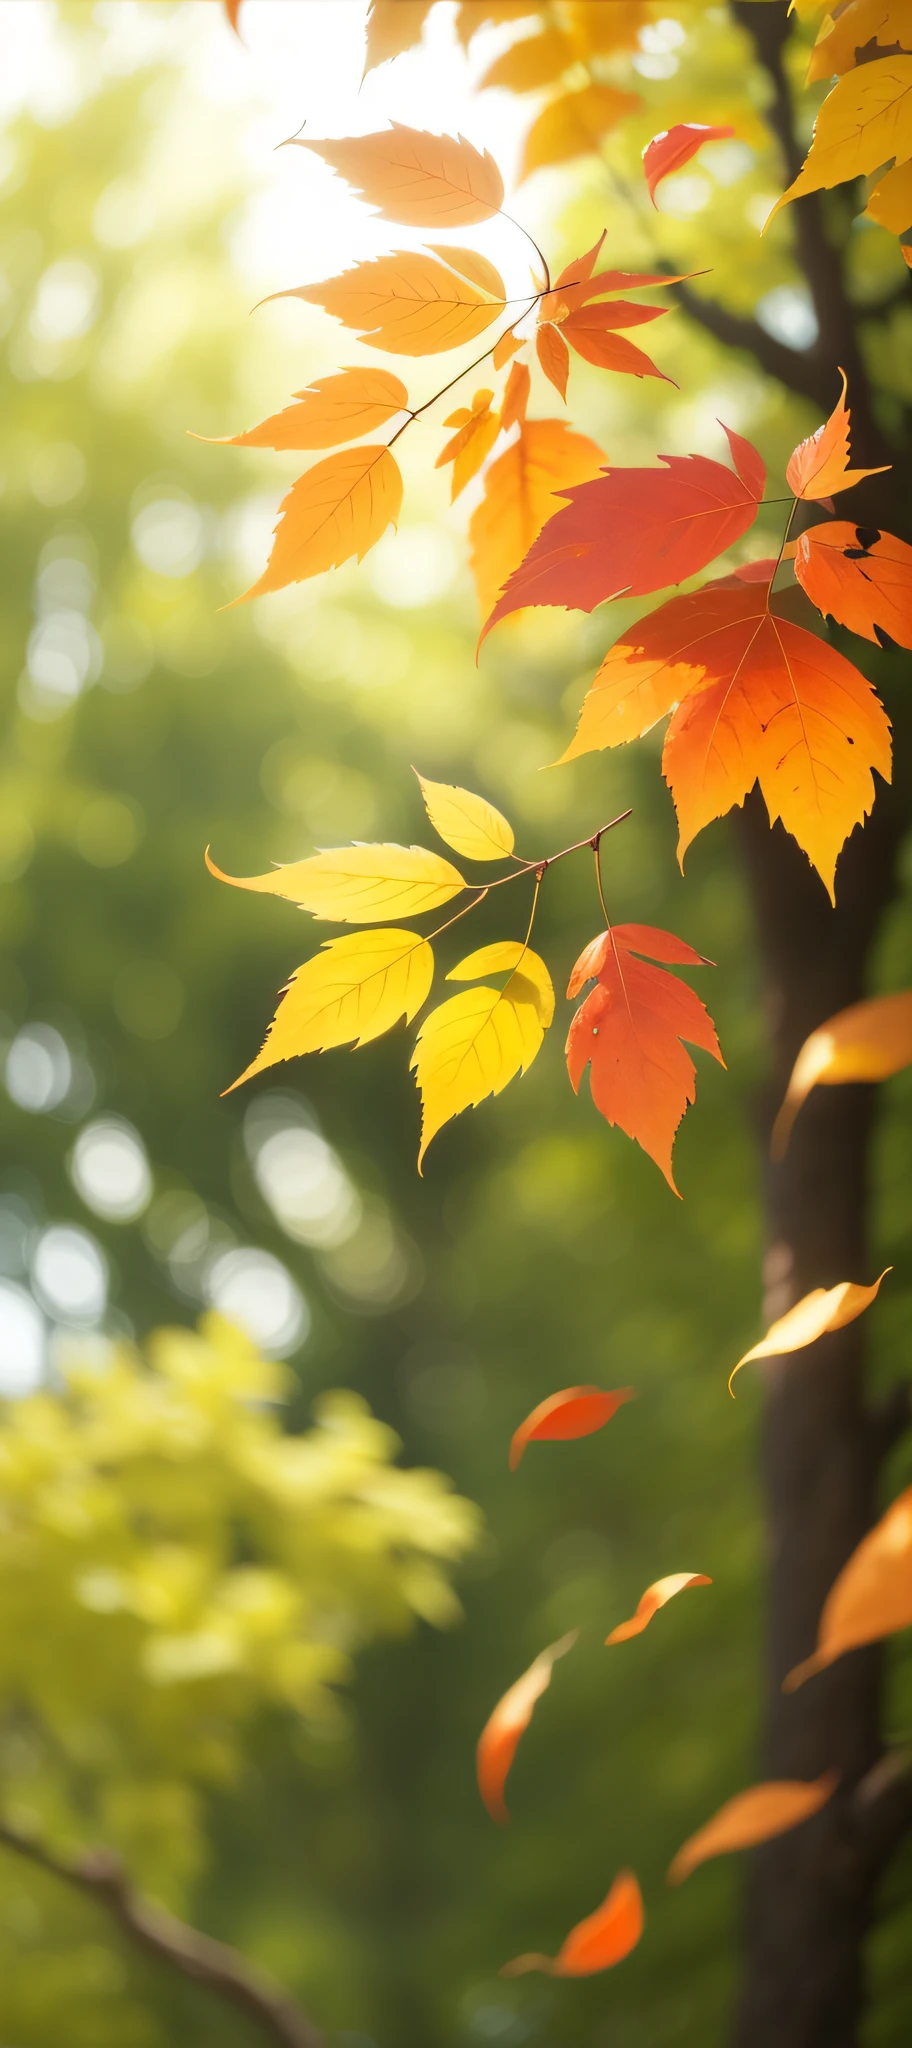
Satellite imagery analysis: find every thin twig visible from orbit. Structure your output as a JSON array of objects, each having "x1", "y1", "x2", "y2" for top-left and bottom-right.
[
  {"x1": 592, "y1": 834, "x2": 610, "y2": 926},
  {"x1": 424, "y1": 812, "x2": 631, "y2": 946}
]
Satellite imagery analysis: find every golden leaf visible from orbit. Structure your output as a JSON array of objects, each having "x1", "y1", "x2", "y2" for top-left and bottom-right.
[
  {"x1": 206, "y1": 842, "x2": 465, "y2": 922},
  {"x1": 667, "y1": 1776, "x2": 838, "y2": 1884},
  {"x1": 728, "y1": 1272, "x2": 889, "y2": 1395},
  {"x1": 411, "y1": 948, "x2": 552, "y2": 1167},
  {"x1": 785, "y1": 1488, "x2": 912, "y2": 1690},
  {"x1": 772, "y1": 989, "x2": 912, "y2": 1155},
  {"x1": 435, "y1": 389, "x2": 502, "y2": 500},
  {"x1": 448, "y1": 942, "x2": 554, "y2": 1025},
  {"x1": 204, "y1": 368, "x2": 408, "y2": 452},
  {"x1": 234, "y1": 446, "x2": 402, "y2": 601},
  {"x1": 416, "y1": 773, "x2": 515, "y2": 860},
  {"x1": 520, "y1": 84, "x2": 640, "y2": 179},
  {"x1": 479, "y1": 26, "x2": 575, "y2": 93},
  {"x1": 226, "y1": 929, "x2": 435, "y2": 1091},
  {"x1": 768, "y1": 56, "x2": 912, "y2": 218},
  {"x1": 865, "y1": 155, "x2": 912, "y2": 233},
  {"x1": 286, "y1": 250, "x2": 505, "y2": 355},
  {"x1": 298, "y1": 123, "x2": 504, "y2": 226},
  {"x1": 807, "y1": 0, "x2": 912, "y2": 84},
  {"x1": 468, "y1": 417, "x2": 606, "y2": 624}
]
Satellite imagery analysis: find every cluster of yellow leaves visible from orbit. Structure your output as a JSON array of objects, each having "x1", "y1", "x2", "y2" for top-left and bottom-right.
[{"x1": 772, "y1": 0, "x2": 912, "y2": 259}]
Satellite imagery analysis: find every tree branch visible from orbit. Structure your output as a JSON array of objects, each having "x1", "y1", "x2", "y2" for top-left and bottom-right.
[
  {"x1": 0, "y1": 1819, "x2": 322, "y2": 2048},
  {"x1": 670, "y1": 280, "x2": 831, "y2": 404}
]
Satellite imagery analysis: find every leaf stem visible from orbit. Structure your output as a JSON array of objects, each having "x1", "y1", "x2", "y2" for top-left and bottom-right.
[
  {"x1": 386, "y1": 297, "x2": 539, "y2": 449},
  {"x1": 500, "y1": 210, "x2": 552, "y2": 294},
  {"x1": 592, "y1": 835, "x2": 611, "y2": 927},
  {"x1": 767, "y1": 495, "x2": 799, "y2": 606},
  {"x1": 424, "y1": 810, "x2": 631, "y2": 944}
]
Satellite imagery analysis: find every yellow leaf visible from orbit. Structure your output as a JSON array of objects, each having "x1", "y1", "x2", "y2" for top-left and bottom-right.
[
  {"x1": 479, "y1": 25, "x2": 576, "y2": 93},
  {"x1": 298, "y1": 123, "x2": 504, "y2": 227},
  {"x1": 363, "y1": 0, "x2": 433, "y2": 75},
  {"x1": 234, "y1": 446, "x2": 401, "y2": 602},
  {"x1": 411, "y1": 964, "x2": 549, "y2": 1168},
  {"x1": 468, "y1": 418, "x2": 606, "y2": 624},
  {"x1": 286, "y1": 250, "x2": 504, "y2": 354},
  {"x1": 771, "y1": 989, "x2": 912, "y2": 1156},
  {"x1": 562, "y1": 1, "x2": 646, "y2": 55},
  {"x1": 447, "y1": 942, "x2": 555, "y2": 1025},
  {"x1": 785, "y1": 1487, "x2": 912, "y2": 1690},
  {"x1": 767, "y1": 55, "x2": 912, "y2": 219},
  {"x1": 520, "y1": 84, "x2": 640, "y2": 180},
  {"x1": 435, "y1": 391, "x2": 502, "y2": 500},
  {"x1": 203, "y1": 368, "x2": 409, "y2": 452},
  {"x1": 728, "y1": 1271, "x2": 889, "y2": 1395},
  {"x1": 416, "y1": 773, "x2": 515, "y2": 861},
  {"x1": 808, "y1": 0, "x2": 912, "y2": 83},
  {"x1": 427, "y1": 244, "x2": 506, "y2": 299},
  {"x1": 667, "y1": 1775, "x2": 838, "y2": 1884},
  {"x1": 866, "y1": 154, "x2": 912, "y2": 231},
  {"x1": 226, "y1": 930, "x2": 435, "y2": 1091},
  {"x1": 206, "y1": 843, "x2": 465, "y2": 922}
]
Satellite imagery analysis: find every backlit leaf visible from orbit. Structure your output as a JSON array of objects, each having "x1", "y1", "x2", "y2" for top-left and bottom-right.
[
  {"x1": 606, "y1": 1572, "x2": 711, "y2": 1644},
  {"x1": 786, "y1": 371, "x2": 889, "y2": 499},
  {"x1": 204, "y1": 368, "x2": 409, "y2": 452},
  {"x1": 206, "y1": 842, "x2": 465, "y2": 922},
  {"x1": 411, "y1": 947, "x2": 552, "y2": 1167},
  {"x1": 435, "y1": 388, "x2": 501, "y2": 500},
  {"x1": 448, "y1": 942, "x2": 555, "y2": 1024},
  {"x1": 563, "y1": 2, "x2": 646, "y2": 57},
  {"x1": 793, "y1": 521, "x2": 912, "y2": 645},
  {"x1": 768, "y1": 55, "x2": 912, "y2": 218},
  {"x1": 785, "y1": 1487, "x2": 912, "y2": 1690},
  {"x1": 492, "y1": 327, "x2": 524, "y2": 369},
  {"x1": 536, "y1": 320, "x2": 570, "y2": 399},
  {"x1": 510, "y1": 1385, "x2": 634, "y2": 1471},
  {"x1": 234, "y1": 446, "x2": 402, "y2": 601},
  {"x1": 285, "y1": 251, "x2": 504, "y2": 354},
  {"x1": 728, "y1": 1272, "x2": 889, "y2": 1396},
  {"x1": 426, "y1": 243, "x2": 506, "y2": 299},
  {"x1": 667, "y1": 1776, "x2": 838, "y2": 1884},
  {"x1": 469, "y1": 417, "x2": 606, "y2": 625},
  {"x1": 225, "y1": 929, "x2": 435, "y2": 1091},
  {"x1": 502, "y1": 1872, "x2": 643, "y2": 1976},
  {"x1": 416, "y1": 773, "x2": 515, "y2": 861},
  {"x1": 565, "y1": 925, "x2": 723, "y2": 1192},
  {"x1": 297, "y1": 123, "x2": 504, "y2": 226},
  {"x1": 561, "y1": 304, "x2": 670, "y2": 381},
  {"x1": 500, "y1": 359, "x2": 530, "y2": 432},
  {"x1": 642, "y1": 123, "x2": 735, "y2": 204},
  {"x1": 808, "y1": 0, "x2": 912, "y2": 85},
  {"x1": 865, "y1": 155, "x2": 912, "y2": 231},
  {"x1": 455, "y1": 4, "x2": 544, "y2": 52},
  {"x1": 520, "y1": 83, "x2": 640, "y2": 179},
  {"x1": 479, "y1": 25, "x2": 575, "y2": 92},
  {"x1": 363, "y1": 1, "x2": 434, "y2": 75},
  {"x1": 772, "y1": 990, "x2": 912, "y2": 1156},
  {"x1": 476, "y1": 1630, "x2": 577, "y2": 1823}
]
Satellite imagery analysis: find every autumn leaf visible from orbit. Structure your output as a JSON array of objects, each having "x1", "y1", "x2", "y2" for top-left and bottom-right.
[
  {"x1": 539, "y1": 233, "x2": 686, "y2": 320},
  {"x1": 478, "y1": 25, "x2": 575, "y2": 93},
  {"x1": 416, "y1": 772, "x2": 515, "y2": 860},
  {"x1": 807, "y1": 0, "x2": 912, "y2": 84},
  {"x1": 492, "y1": 327, "x2": 524, "y2": 369},
  {"x1": 793, "y1": 521, "x2": 912, "y2": 647},
  {"x1": 865, "y1": 155, "x2": 912, "y2": 232},
  {"x1": 297, "y1": 123, "x2": 505, "y2": 227},
  {"x1": 642, "y1": 123, "x2": 735, "y2": 205},
  {"x1": 768, "y1": 56, "x2": 912, "y2": 219},
  {"x1": 772, "y1": 990, "x2": 912, "y2": 1156},
  {"x1": 283, "y1": 250, "x2": 504, "y2": 355},
  {"x1": 559, "y1": 301, "x2": 671, "y2": 381},
  {"x1": 565, "y1": 924, "x2": 723, "y2": 1193},
  {"x1": 477, "y1": 1631, "x2": 577, "y2": 1824},
  {"x1": 223, "y1": 0, "x2": 241, "y2": 35},
  {"x1": 785, "y1": 1488, "x2": 912, "y2": 1690},
  {"x1": 563, "y1": 2, "x2": 647, "y2": 57},
  {"x1": 606, "y1": 1572, "x2": 711, "y2": 1645},
  {"x1": 667, "y1": 1776, "x2": 838, "y2": 1884},
  {"x1": 469, "y1": 416, "x2": 606, "y2": 626},
  {"x1": 363, "y1": 0, "x2": 434, "y2": 75},
  {"x1": 500, "y1": 359, "x2": 530, "y2": 432},
  {"x1": 536, "y1": 321, "x2": 570, "y2": 399},
  {"x1": 455, "y1": 3, "x2": 549, "y2": 50},
  {"x1": 202, "y1": 368, "x2": 409, "y2": 452},
  {"x1": 224, "y1": 929, "x2": 435, "y2": 1092},
  {"x1": 411, "y1": 943, "x2": 554, "y2": 1168},
  {"x1": 435, "y1": 387, "x2": 501, "y2": 499},
  {"x1": 727, "y1": 1272, "x2": 889, "y2": 1396},
  {"x1": 232, "y1": 446, "x2": 402, "y2": 601},
  {"x1": 206, "y1": 842, "x2": 465, "y2": 922},
  {"x1": 502, "y1": 1872, "x2": 644, "y2": 1977},
  {"x1": 509, "y1": 1385, "x2": 634, "y2": 1471},
  {"x1": 480, "y1": 431, "x2": 765, "y2": 642},
  {"x1": 786, "y1": 371, "x2": 889, "y2": 499},
  {"x1": 520, "y1": 83, "x2": 640, "y2": 179}
]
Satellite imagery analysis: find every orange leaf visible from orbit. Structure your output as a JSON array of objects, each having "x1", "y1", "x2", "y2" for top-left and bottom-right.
[
  {"x1": 426, "y1": 243, "x2": 506, "y2": 300},
  {"x1": 565, "y1": 925, "x2": 723, "y2": 1193},
  {"x1": 536, "y1": 321, "x2": 570, "y2": 399},
  {"x1": 785, "y1": 1487, "x2": 912, "y2": 1691},
  {"x1": 492, "y1": 328, "x2": 523, "y2": 370},
  {"x1": 297, "y1": 123, "x2": 504, "y2": 226},
  {"x1": 202, "y1": 368, "x2": 408, "y2": 452},
  {"x1": 510, "y1": 1385, "x2": 633, "y2": 1471},
  {"x1": 283, "y1": 250, "x2": 504, "y2": 355},
  {"x1": 502, "y1": 1871, "x2": 643, "y2": 1977},
  {"x1": 223, "y1": 0, "x2": 241, "y2": 34},
  {"x1": 642, "y1": 123, "x2": 735, "y2": 204},
  {"x1": 561, "y1": 305, "x2": 671, "y2": 381},
  {"x1": 468, "y1": 417, "x2": 606, "y2": 625},
  {"x1": 480, "y1": 431, "x2": 764, "y2": 642},
  {"x1": 772, "y1": 990, "x2": 912, "y2": 1156},
  {"x1": 520, "y1": 83, "x2": 639, "y2": 179},
  {"x1": 728, "y1": 1272, "x2": 889, "y2": 1395},
  {"x1": 541, "y1": 233, "x2": 688, "y2": 320},
  {"x1": 479, "y1": 24, "x2": 576, "y2": 92},
  {"x1": 477, "y1": 1631, "x2": 578, "y2": 1823},
  {"x1": 435, "y1": 388, "x2": 501, "y2": 500},
  {"x1": 363, "y1": 1, "x2": 434, "y2": 75},
  {"x1": 793, "y1": 520, "x2": 912, "y2": 648},
  {"x1": 667, "y1": 1775, "x2": 838, "y2": 1884},
  {"x1": 606, "y1": 1572, "x2": 711, "y2": 1644},
  {"x1": 500, "y1": 360, "x2": 531, "y2": 432},
  {"x1": 233, "y1": 445, "x2": 402, "y2": 602},
  {"x1": 786, "y1": 370, "x2": 890, "y2": 500}
]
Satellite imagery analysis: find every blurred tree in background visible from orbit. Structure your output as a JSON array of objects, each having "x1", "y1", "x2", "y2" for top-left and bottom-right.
[{"x1": 0, "y1": 4, "x2": 911, "y2": 2046}]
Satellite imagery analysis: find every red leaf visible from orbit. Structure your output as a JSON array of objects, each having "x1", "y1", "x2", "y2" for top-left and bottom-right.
[
  {"x1": 480, "y1": 430, "x2": 764, "y2": 641},
  {"x1": 509, "y1": 1385, "x2": 634, "y2": 1470},
  {"x1": 536, "y1": 321, "x2": 569, "y2": 399},
  {"x1": 642, "y1": 123, "x2": 735, "y2": 205},
  {"x1": 565, "y1": 925, "x2": 723, "y2": 1193},
  {"x1": 793, "y1": 521, "x2": 912, "y2": 649},
  {"x1": 502, "y1": 1871, "x2": 644, "y2": 1977},
  {"x1": 477, "y1": 1631, "x2": 577, "y2": 1824}
]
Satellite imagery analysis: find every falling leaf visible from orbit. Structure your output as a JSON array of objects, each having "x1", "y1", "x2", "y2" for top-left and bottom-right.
[
  {"x1": 728, "y1": 1272, "x2": 889, "y2": 1396},
  {"x1": 477, "y1": 1631, "x2": 578, "y2": 1823},
  {"x1": 469, "y1": 417, "x2": 606, "y2": 625},
  {"x1": 536, "y1": 321, "x2": 570, "y2": 399},
  {"x1": 297, "y1": 123, "x2": 505, "y2": 227},
  {"x1": 510, "y1": 1385, "x2": 634, "y2": 1471},
  {"x1": 606, "y1": 1573, "x2": 712, "y2": 1644},
  {"x1": 768, "y1": 56, "x2": 912, "y2": 219},
  {"x1": 565, "y1": 924, "x2": 723, "y2": 1192},
  {"x1": 502, "y1": 1871, "x2": 644, "y2": 1976},
  {"x1": 642, "y1": 123, "x2": 735, "y2": 205},
  {"x1": 667, "y1": 1776, "x2": 838, "y2": 1884},
  {"x1": 363, "y1": 0, "x2": 434, "y2": 75},
  {"x1": 233, "y1": 445, "x2": 402, "y2": 601},
  {"x1": 284, "y1": 251, "x2": 504, "y2": 355},
  {"x1": 206, "y1": 842, "x2": 465, "y2": 922},
  {"x1": 202, "y1": 368, "x2": 409, "y2": 452},
  {"x1": 772, "y1": 990, "x2": 912, "y2": 1156},
  {"x1": 480, "y1": 432, "x2": 764, "y2": 642},
  {"x1": 225, "y1": 930, "x2": 435, "y2": 1092},
  {"x1": 435, "y1": 388, "x2": 501, "y2": 500},
  {"x1": 865, "y1": 155, "x2": 912, "y2": 232},
  {"x1": 520, "y1": 84, "x2": 640, "y2": 179},
  {"x1": 500, "y1": 359, "x2": 530, "y2": 432},
  {"x1": 793, "y1": 521, "x2": 912, "y2": 647},
  {"x1": 479, "y1": 24, "x2": 576, "y2": 92},
  {"x1": 411, "y1": 945, "x2": 553, "y2": 1168},
  {"x1": 416, "y1": 773, "x2": 515, "y2": 860},
  {"x1": 807, "y1": 0, "x2": 912, "y2": 85},
  {"x1": 785, "y1": 1488, "x2": 912, "y2": 1691},
  {"x1": 786, "y1": 371, "x2": 890, "y2": 499}
]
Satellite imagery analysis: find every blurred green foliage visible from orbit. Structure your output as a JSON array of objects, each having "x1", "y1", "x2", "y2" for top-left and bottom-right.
[{"x1": 1, "y1": 5, "x2": 912, "y2": 2046}]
